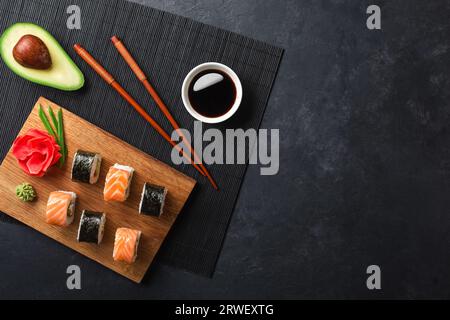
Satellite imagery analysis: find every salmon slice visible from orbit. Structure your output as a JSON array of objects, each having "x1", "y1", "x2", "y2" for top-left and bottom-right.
[
  {"x1": 104, "y1": 164, "x2": 134, "y2": 202},
  {"x1": 113, "y1": 227, "x2": 141, "y2": 264},
  {"x1": 46, "y1": 191, "x2": 76, "y2": 226}
]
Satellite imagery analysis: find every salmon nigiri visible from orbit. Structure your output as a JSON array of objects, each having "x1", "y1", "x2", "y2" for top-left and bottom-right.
[
  {"x1": 113, "y1": 227, "x2": 141, "y2": 264},
  {"x1": 103, "y1": 164, "x2": 134, "y2": 202},
  {"x1": 46, "y1": 191, "x2": 77, "y2": 226}
]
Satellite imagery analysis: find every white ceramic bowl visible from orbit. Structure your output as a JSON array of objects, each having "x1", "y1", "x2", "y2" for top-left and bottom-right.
[{"x1": 181, "y1": 62, "x2": 242, "y2": 124}]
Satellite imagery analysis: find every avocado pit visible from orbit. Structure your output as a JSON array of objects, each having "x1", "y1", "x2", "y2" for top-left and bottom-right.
[{"x1": 13, "y1": 34, "x2": 52, "y2": 69}]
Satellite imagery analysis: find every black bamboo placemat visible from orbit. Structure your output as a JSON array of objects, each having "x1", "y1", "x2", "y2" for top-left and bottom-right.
[{"x1": 0, "y1": 0, "x2": 283, "y2": 277}]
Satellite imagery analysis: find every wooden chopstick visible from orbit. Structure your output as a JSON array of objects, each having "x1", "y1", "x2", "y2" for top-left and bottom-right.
[
  {"x1": 110, "y1": 36, "x2": 218, "y2": 191},
  {"x1": 73, "y1": 44, "x2": 207, "y2": 179}
]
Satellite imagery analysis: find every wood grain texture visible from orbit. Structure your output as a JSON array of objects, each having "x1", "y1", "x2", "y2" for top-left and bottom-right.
[{"x1": 0, "y1": 96, "x2": 196, "y2": 283}]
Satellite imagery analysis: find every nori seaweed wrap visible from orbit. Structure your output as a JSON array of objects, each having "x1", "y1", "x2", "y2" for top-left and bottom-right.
[
  {"x1": 71, "y1": 150, "x2": 102, "y2": 184},
  {"x1": 77, "y1": 210, "x2": 106, "y2": 244},
  {"x1": 139, "y1": 182, "x2": 167, "y2": 217}
]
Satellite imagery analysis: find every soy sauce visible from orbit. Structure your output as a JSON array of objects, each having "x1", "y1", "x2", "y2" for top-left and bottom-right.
[{"x1": 188, "y1": 69, "x2": 236, "y2": 118}]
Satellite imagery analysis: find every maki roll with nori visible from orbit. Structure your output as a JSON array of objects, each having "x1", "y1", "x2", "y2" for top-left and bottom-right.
[
  {"x1": 71, "y1": 150, "x2": 102, "y2": 184},
  {"x1": 77, "y1": 210, "x2": 106, "y2": 244},
  {"x1": 113, "y1": 228, "x2": 141, "y2": 264},
  {"x1": 139, "y1": 182, "x2": 167, "y2": 217}
]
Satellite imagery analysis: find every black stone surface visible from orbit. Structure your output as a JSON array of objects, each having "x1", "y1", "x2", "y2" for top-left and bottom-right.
[{"x1": 1, "y1": 0, "x2": 450, "y2": 299}]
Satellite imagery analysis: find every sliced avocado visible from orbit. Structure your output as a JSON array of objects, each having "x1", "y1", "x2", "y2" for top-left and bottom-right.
[{"x1": 0, "y1": 23, "x2": 84, "y2": 91}]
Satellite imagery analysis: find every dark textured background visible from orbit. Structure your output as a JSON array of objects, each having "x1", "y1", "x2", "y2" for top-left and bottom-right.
[{"x1": 1, "y1": 0, "x2": 450, "y2": 299}]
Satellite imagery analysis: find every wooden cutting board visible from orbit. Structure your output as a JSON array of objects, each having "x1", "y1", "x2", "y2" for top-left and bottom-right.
[{"x1": 0, "y1": 97, "x2": 196, "y2": 283}]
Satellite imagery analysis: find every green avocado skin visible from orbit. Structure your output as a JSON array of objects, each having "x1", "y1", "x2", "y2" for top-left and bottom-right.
[{"x1": 0, "y1": 22, "x2": 85, "y2": 91}]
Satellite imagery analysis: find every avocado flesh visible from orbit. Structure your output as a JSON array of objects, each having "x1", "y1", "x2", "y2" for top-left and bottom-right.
[{"x1": 0, "y1": 23, "x2": 84, "y2": 91}]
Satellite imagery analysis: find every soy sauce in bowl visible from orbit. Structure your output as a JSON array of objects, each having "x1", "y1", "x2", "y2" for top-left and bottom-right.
[{"x1": 188, "y1": 69, "x2": 236, "y2": 118}]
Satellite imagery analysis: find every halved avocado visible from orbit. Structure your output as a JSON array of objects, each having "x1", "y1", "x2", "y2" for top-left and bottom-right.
[{"x1": 0, "y1": 23, "x2": 84, "y2": 91}]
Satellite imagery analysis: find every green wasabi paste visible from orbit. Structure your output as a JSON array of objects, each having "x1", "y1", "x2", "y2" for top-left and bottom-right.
[{"x1": 15, "y1": 183, "x2": 36, "y2": 202}]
